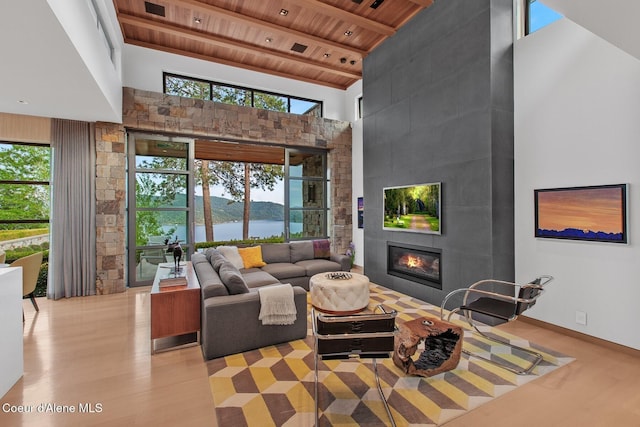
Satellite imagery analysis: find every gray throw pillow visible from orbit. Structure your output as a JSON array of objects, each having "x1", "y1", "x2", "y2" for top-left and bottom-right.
[
  {"x1": 290, "y1": 240, "x2": 314, "y2": 263},
  {"x1": 218, "y1": 261, "x2": 249, "y2": 295},
  {"x1": 204, "y1": 247, "x2": 221, "y2": 263},
  {"x1": 208, "y1": 250, "x2": 228, "y2": 272}
]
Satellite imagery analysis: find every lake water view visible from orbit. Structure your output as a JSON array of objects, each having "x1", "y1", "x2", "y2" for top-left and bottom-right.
[{"x1": 165, "y1": 220, "x2": 302, "y2": 243}]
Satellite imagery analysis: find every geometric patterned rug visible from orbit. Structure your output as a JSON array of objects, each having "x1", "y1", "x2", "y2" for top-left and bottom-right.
[{"x1": 207, "y1": 283, "x2": 574, "y2": 426}]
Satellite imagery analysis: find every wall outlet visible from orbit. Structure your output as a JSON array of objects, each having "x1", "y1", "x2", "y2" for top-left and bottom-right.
[{"x1": 575, "y1": 310, "x2": 587, "y2": 325}]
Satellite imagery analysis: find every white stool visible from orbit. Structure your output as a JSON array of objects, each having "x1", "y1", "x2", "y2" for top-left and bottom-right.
[{"x1": 310, "y1": 272, "x2": 370, "y2": 314}]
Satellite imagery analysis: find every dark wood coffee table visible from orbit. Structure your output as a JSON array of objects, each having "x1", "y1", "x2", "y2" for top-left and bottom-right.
[{"x1": 150, "y1": 261, "x2": 200, "y2": 354}]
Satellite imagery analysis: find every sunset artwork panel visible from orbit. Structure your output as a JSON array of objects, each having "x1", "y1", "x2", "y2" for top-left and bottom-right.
[{"x1": 534, "y1": 184, "x2": 628, "y2": 243}]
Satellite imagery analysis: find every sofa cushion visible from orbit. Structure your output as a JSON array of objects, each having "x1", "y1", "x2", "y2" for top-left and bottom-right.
[
  {"x1": 242, "y1": 270, "x2": 280, "y2": 289},
  {"x1": 261, "y1": 243, "x2": 291, "y2": 263},
  {"x1": 295, "y1": 259, "x2": 342, "y2": 277},
  {"x1": 218, "y1": 261, "x2": 250, "y2": 295},
  {"x1": 191, "y1": 252, "x2": 209, "y2": 266},
  {"x1": 211, "y1": 253, "x2": 228, "y2": 272},
  {"x1": 238, "y1": 245, "x2": 267, "y2": 268},
  {"x1": 205, "y1": 248, "x2": 227, "y2": 272},
  {"x1": 217, "y1": 246, "x2": 245, "y2": 269},
  {"x1": 201, "y1": 282, "x2": 230, "y2": 299},
  {"x1": 261, "y1": 262, "x2": 307, "y2": 280},
  {"x1": 192, "y1": 253, "x2": 229, "y2": 298},
  {"x1": 313, "y1": 239, "x2": 331, "y2": 259},
  {"x1": 290, "y1": 240, "x2": 314, "y2": 263},
  {"x1": 204, "y1": 247, "x2": 220, "y2": 263}
]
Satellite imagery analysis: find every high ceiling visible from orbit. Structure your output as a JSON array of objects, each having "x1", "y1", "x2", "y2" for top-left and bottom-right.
[
  {"x1": 2, "y1": 1, "x2": 639, "y2": 122},
  {"x1": 113, "y1": 0, "x2": 433, "y2": 89}
]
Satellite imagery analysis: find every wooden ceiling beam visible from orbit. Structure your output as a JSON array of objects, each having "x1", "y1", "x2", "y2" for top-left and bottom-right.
[
  {"x1": 125, "y1": 39, "x2": 352, "y2": 90},
  {"x1": 407, "y1": 0, "x2": 434, "y2": 7},
  {"x1": 162, "y1": 0, "x2": 368, "y2": 58},
  {"x1": 294, "y1": 0, "x2": 396, "y2": 36},
  {"x1": 195, "y1": 140, "x2": 285, "y2": 164},
  {"x1": 118, "y1": 14, "x2": 362, "y2": 80}
]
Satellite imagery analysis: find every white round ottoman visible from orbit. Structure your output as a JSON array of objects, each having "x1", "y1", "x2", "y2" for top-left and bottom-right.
[{"x1": 310, "y1": 272, "x2": 370, "y2": 314}]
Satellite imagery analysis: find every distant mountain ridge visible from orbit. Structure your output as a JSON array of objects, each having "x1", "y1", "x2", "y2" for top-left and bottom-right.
[
  {"x1": 197, "y1": 195, "x2": 284, "y2": 224},
  {"x1": 158, "y1": 194, "x2": 285, "y2": 224}
]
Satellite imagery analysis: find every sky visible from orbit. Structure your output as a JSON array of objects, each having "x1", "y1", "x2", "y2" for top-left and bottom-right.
[
  {"x1": 529, "y1": 1, "x2": 563, "y2": 33},
  {"x1": 537, "y1": 188, "x2": 624, "y2": 233}
]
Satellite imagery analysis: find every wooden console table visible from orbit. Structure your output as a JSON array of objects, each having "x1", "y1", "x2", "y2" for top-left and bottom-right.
[{"x1": 150, "y1": 262, "x2": 200, "y2": 354}]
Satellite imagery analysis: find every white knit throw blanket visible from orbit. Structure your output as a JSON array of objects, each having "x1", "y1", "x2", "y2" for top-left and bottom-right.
[{"x1": 258, "y1": 283, "x2": 297, "y2": 325}]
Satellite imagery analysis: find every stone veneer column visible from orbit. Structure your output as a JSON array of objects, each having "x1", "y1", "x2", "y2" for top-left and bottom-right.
[{"x1": 95, "y1": 123, "x2": 126, "y2": 294}]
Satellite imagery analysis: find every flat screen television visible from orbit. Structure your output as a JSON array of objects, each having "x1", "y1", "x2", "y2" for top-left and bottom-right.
[
  {"x1": 534, "y1": 184, "x2": 628, "y2": 243},
  {"x1": 383, "y1": 182, "x2": 441, "y2": 235}
]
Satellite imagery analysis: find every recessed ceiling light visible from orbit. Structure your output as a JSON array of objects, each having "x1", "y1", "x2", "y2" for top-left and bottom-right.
[
  {"x1": 17, "y1": 100, "x2": 29, "y2": 104},
  {"x1": 323, "y1": 53, "x2": 331, "y2": 58},
  {"x1": 279, "y1": 9, "x2": 289, "y2": 16},
  {"x1": 265, "y1": 37, "x2": 273, "y2": 43},
  {"x1": 344, "y1": 30, "x2": 353, "y2": 36},
  {"x1": 193, "y1": 17, "x2": 202, "y2": 24}
]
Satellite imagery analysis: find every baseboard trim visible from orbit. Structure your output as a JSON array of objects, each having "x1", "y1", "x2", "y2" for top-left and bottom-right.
[{"x1": 519, "y1": 315, "x2": 640, "y2": 358}]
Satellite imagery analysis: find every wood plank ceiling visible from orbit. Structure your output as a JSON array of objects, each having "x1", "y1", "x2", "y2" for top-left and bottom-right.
[{"x1": 113, "y1": 0, "x2": 434, "y2": 89}]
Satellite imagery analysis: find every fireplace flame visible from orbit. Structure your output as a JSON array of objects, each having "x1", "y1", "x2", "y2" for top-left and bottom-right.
[{"x1": 401, "y1": 254, "x2": 425, "y2": 269}]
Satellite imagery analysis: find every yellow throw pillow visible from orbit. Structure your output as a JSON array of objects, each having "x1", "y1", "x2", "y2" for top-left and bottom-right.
[{"x1": 238, "y1": 246, "x2": 267, "y2": 269}]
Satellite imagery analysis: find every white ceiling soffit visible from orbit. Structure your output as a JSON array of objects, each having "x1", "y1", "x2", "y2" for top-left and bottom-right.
[
  {"x1": 0, "y1": 1, "x2": 122, "y2": 123},
  {"x1": 543, "y1": 0, "x2": 640, "y2": 61}
]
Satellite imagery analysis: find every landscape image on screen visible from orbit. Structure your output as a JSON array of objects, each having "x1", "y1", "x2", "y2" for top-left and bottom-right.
[
  {"x1": 383, "y1": 183, "x2": 441, "y2": 234},
  {"x1": 535, "y1": 184, "x2": 627, "y2": 243}
]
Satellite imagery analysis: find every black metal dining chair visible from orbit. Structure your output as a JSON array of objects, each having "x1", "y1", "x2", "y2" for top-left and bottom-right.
[{"x1": 440, "y1": 275, "x2": 554, "y2": 374}]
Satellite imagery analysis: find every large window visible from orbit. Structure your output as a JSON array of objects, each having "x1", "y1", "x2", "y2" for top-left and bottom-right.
[
  {"x1": 0, "y1": 142, "x2": 50, "y2": 295},
  {"x1": 0, "y1": 143, "x2": 50, "y2": 229},
  {"x1": 128, "y1": 134, "x2": 194, "y2": 286},
  {"x1": 164, "y1": 73, "x2": 323, "y2": 117}
]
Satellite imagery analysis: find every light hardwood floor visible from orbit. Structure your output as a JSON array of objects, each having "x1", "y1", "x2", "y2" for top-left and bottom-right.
[{"x1": 2, "y1": 287, "x2": 640, "y2": 427}]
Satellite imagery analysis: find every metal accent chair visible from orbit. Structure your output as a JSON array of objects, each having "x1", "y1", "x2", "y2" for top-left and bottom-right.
[
  {"x1": 312, "y1": 305, "x2": 397, "y2": 427},
  {"x1": 11, "y1": 252, "x2": 44, "y2": 320},
  {"x1": 440, "y1": 275, "x2": 554, "y2": 375}
]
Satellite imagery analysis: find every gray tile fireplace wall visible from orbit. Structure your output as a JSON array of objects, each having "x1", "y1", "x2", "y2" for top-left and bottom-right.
[{"x1": 362, "y1": 0, "x2": 514, "y2": 306}]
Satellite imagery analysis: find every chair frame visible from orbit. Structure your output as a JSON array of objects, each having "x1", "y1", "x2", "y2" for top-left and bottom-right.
[
  {"x1": 312, "y1": 304, "x2": 397, "y2": 427},
  {"x1": 11, "y1": 252, "x2": 44, "y2": 321},
  {"x1": 440, "y1": 275, "x2": 554, "y2": 375}
]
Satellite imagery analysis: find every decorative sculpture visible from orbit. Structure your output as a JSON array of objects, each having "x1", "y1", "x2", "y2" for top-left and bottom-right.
[
  {"x1": 393, "y1": 316, "x2": 462, "y2": 377},
  {"x1": 164, "y1": 236, "x2": 183, "y2": 274}
]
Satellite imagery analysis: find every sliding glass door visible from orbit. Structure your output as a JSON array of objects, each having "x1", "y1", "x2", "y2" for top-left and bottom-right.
[{"x1": 127, "y1": 134, "x2": 194, "y2": 287}]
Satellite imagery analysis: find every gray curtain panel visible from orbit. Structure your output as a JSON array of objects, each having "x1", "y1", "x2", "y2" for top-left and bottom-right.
[{"x1": 49, "y1": 119, "x2": 96, "y2": 299}]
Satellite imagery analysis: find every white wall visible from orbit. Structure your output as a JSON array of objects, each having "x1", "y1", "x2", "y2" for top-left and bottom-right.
[
  {"x1": 515, "y1": 18, "x2": 640, "y2": 349},
  {"x1": 0, "y1": 0, "x2": 123, "y2": 122},
  {"x1": 47, "y1": 0, "x2": 123, "y2": 122},
  {"x1": 345, "y1": 81, "x2": 364, "y2": 267},
  {"x1": 123, "y1": 45, "x2": 348, "y2": 121}
]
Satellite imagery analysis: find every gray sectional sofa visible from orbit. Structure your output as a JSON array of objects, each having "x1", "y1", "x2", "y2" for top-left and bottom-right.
[{"x1": 192, "y1": 240, "x2": 351, "y2": 360}]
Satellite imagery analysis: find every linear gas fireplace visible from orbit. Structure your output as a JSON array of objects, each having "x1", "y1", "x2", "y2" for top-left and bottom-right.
[{"x1": 387, "y1": 242, "x2": 441, "y2": 289}]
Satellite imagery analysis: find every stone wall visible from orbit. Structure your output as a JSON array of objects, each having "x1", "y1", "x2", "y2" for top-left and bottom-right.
[
  {"x1": 95, "y1": 123, "x2": 127, "y2": 294},
  {"x1": 93, "y1": 88, "x2": 352, "y2": 292}
]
